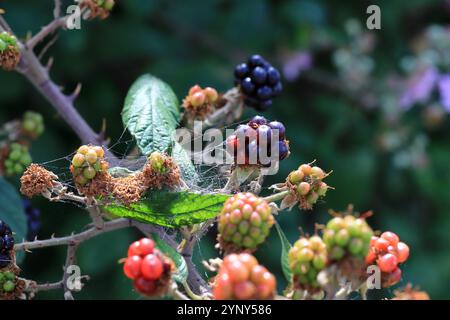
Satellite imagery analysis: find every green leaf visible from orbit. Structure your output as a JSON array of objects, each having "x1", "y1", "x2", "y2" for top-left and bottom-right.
[
  {"x1": 275, "y1": 221, "x2": 292, "y2": 283},
  {"x1": 103, "y1": 190, "x2": 230, "y2": 228},
  {"x1": 122, "y1": 74, "x2": 180, "y2": 155},
  {"x1": 0, "y1": 177, "x2": 28, "y2": 264},
  {"x1": 152, "y1": 233, "x2": 187, "y2": 283},
  {"x1": 172, "y1": 142, "x2": 198, "y2": 184}
]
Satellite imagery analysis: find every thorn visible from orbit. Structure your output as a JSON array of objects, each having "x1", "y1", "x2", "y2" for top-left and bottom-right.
[
  {"x1": 46, "y1": 57, "x2": 54, "y2": 71},
  {"x1": 68, "y1": 83, "x2": 82, "y2": 102}
]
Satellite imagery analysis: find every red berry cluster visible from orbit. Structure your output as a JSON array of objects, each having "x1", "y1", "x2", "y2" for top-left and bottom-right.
[
  {"x1": 123, "y1": 238, "x2": 173, "y2": 296},
  {"x1": 226, "y1": 115, "x2": 289, "y2": 166},
  {"x1": 213, "y1": 253, "x2": 276, "y2": 300},
  {"x1": 365, "y1": 231, "x2": 410, "y2": 287},
  {"x1": 182, "y1": 85, "x2": 219, "y2": 120}
]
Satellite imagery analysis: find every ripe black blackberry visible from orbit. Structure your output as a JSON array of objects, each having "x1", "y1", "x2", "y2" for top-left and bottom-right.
[
  {"x1": 0, "y1": 220, "x2": 14, "y2": 268},
  {"x1": 234, "y1": 55, "x2": 282, "y2": 111}
]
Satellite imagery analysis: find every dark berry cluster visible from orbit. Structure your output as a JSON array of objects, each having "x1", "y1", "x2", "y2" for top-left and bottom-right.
[
  {"x1": 22, "y1": 199, "x2": 40, "y2": 240},
  {"x1": 213, "y1": 253, "x2": 276, "y2": 300},
  {"x1": 226, "y1": 115, "x2": 289, "y2": 166},
  {"x1": 123, "y1": 238, "x2": 174, "y2": 297},
  {"x1": 366, "y1": 231, "x2": 409, "y2": 287},
  {"x1": 0, "y1": 221, "x2": 14, "y2": 268},
  {"x1": 218, "y1": 192, "x2": 274, "y2": 252},
  {"x1": 234, "y1": 55, "x2": 282, "y2": 111}
]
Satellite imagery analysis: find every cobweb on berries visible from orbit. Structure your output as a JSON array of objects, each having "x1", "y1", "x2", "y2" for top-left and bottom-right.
[{"x1": 32, "y1": 117, "x2": 254, "y2": 208}]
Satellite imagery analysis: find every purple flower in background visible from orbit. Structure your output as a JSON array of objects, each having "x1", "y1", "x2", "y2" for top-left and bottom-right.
[
  {"x1": 399, "y1": 66, "x2": 438, "y2": 110},
  {"x1": 438, "y1": 74, "x2": 450, "y2": 113},
  {"x1": 283, "y1": 51, "x2": 313, "y2": 81}
]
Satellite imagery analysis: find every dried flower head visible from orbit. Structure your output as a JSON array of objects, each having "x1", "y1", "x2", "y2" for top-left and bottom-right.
[{"x1": 20, "y1": 164, "x2": 57, "y2": 198}]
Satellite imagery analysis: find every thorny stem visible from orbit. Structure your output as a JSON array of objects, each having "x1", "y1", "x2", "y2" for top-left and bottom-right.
[{"x1": 263, "y1": 190, "x2": 290, "y2": 203}]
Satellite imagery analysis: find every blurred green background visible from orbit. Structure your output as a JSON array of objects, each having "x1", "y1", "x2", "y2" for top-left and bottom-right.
[{"x1": 1, "y1": 0, "x2": 449, "y2": 299}]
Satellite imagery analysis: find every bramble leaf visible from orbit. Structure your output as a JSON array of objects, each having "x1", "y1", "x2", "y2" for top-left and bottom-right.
[
  {"x1": 275, "y1": 221, "x2": 292, "y2": 283},
  {"x1": 152, "y1": 233, "x2": 187, "y2": 283},
  {"x1": 103, "y1": 190, "x2": 230, "y2": 228}
]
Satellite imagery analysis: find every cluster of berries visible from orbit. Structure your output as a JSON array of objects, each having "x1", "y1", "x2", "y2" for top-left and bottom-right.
[
  {"x1": 123, "y1": 238, "x2": 173, "y2": 296},
  {"x1": 0, "y1": 271, "x2": 17, "y2": 295},
  {"x1": 80, "y1": 0, "x2": 115, "y2": 19},
  {"x1": 287, "y1": 163, "x2": 329, "y2": 210},
  {"x1": 182, "y1": 85, "x2": 219, "y2": 120},
  {"x1": 234, "y1": 55, "x2": 282, "y2": 111},
  {"x1": 0, "y1": 221, "x2": 14, "y2": 269},
  {"x1": 323, "y1": 215, "x2": 373, "y2": 261},
  {"x1": 288, "y1": 236, "x2": 328, "y2": 290},
  {"x1": 218, "y1": 192, "x2": 274, "y2": 253},
  {"x1": 3, "y1": 143, "x2": 32, "y2": 177},
  {"x1": 21, "y1": 111, "x2": 44, "y2": 139},
  {"x1": 366, "y1": 231, "x2": 409, "y2": 287},
  {"x1": 213, "y1": 253, "x2": 276, "y2": 300},
  {"x1": 0, "y1": 32, "x2": 20, "y2": 71},
  {"x1": 226, "y1": 115, "x2": 289, "y2": 166},
  {"x1": 70, "y1": 145, "x2": 108, "y2": 186},
  {"x1": 22, "y1": 199, "x2": 40, "y2": 240}
]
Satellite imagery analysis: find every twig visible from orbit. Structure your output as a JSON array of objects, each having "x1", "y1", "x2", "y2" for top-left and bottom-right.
[{"x1": 26, "y1": 17, "x2": 67, "y2": 49}]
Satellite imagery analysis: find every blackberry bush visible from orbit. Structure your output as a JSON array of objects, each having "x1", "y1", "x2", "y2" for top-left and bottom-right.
[
  {"x1": 213, "y1": 253, "x2": 276, "y2": 300},
  {"x1": 234, "y1": 55, "x2": 283, "y2": 111}
]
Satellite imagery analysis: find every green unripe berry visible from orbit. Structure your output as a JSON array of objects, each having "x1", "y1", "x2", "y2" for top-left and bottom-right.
[
  {"x1": 322, "y1": 229, "x2": 335, "y2": 247},
  {"x1": 20, "y1": 153, "x2": 32, "y2": 166},
  {"x1": 14, "y1": 163, "x2": 23, "y2": 173},
  {"x1": 249, "y1": 227, "x2": 261, "y2": 239},
  {"x1": 103, "y1": 0, "x2": 115, "y2": 10},
  {"x1": 335, "y1": 229, "x2": 350, "y2": 247},
  {"x1": 288, "y1": 170, "x2": 304, "y2": 184},
  {"x1": 306, "y1": 192, "x2": 319, "y2": 205},
  {"x1": 295, "y1": 262, "x2": 310, "y2": 275},
  {"x1": 83, "y1": 167, "x2": 96, "y2": 179},
  {"x1": 3, "y1": 280, "x2": 15, "y2": 292},
  {"x1": 231, "y1": 232, "x2": 242, "y2": 244},
  {"x1": 72, "y1": 153, "x2": 85, "y2": 167},
  {"x1": 317, "y1": 182, "x2": 328, "y2": 196},
  {"x1": 298, "y1": 248, "x2": 314, "y2": 262},
  {"x1": 312, "y1": 254, "x2": 327, "y2": 269},
  {"x1": 242, "y1": 236, "x2": 255, "y2": 248},
  {"x1": 310, "y1": 166, "x2": 325, "y2": 179},
  {"x1": 85, "y1": 150, "x2": 98, "y2": 165},
  {"x1": 4, "y1": 271, "x2": 15, "y2": 281},
  {"x1": 9, "y1": 150, "x2": 21, "y2": 161},
  {"x1": 348, "y1": 238, "x2": 364, "y2": 255},
  {"x1": 0, "y1": 39, "x2": 6, "y2": 52},
  {"x1": 149, "y1": 152, "x2": 166, "y2": 174},
  {"x1": 326, "y1": 217, "x2": 344, "y2": 231},
  {"x1": 0, "y1": 273, "x2": 5, "y2": 282},
  {"x1": 330, "y1": 246, "x2": 345, "y2": 260},
  {"x1": 238, "y1": 221, "x2": 250, "y2": 234}
]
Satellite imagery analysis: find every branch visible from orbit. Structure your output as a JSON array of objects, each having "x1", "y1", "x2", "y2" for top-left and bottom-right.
[{"x1": 26, "y1": 17, "x2": 66, "y2": 49}]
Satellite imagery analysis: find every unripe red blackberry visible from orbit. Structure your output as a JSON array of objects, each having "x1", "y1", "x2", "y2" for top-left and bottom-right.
[
  {"x1": 285, "y1": 162, "x2": 331, "y2": 210},
  {"x1": 366, "y1": 231, "x2": 409, "y2": 288},
  {"x1": 218, "y1": 192, "x2": 274, "y2": 253},
  {"x1": 324, "y1": 215, "x2": 373, "y2": 261},
  {"x1": 182, "y1": 85, "x2": 219, "y2": 120},
  {"x1": 123, "y1": 238, "x2": 174, "y2": 297},
  {"x1": 288, "y1": 235, "x2": 327, "y2": 291},
  {"x1": 213, "y1": 253, "x2": 276, "y2": 300},
  {"x1": 70, "y1": 145, "x2": 108, "y2": 186}
]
